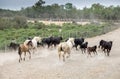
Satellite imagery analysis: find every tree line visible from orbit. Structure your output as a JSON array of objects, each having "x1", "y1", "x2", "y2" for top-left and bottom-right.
[{"x1": 0, "y1": 0, "x2": 120, "y2": 21}]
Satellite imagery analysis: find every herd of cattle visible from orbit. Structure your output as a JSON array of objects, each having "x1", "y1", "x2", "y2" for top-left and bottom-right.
[{"x1": 8, "y1": 36, "x2": 113, "y2": 62}]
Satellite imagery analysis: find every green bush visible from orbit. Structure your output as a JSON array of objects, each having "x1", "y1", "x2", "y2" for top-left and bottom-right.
[
  {"x1": 0, "y1": 16, "x2": 27, "y2": 30},
  {"x1": 13, "y1": 15, "x2": 27, "y2": 28},
  {"x1": 0, "y1": 22, "x2": 118, "y2": 49}
]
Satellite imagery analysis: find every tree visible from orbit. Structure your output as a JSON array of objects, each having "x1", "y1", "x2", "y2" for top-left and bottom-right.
[
  {"x1": 65, "y1": 3, "x2": 73, "y2": 10},
  {"x1": 91, "y1": 3, "x2": 105, "y2": 19},
  {"x1": 33, "y1": 0, "x2": 45, "y2": 8}
]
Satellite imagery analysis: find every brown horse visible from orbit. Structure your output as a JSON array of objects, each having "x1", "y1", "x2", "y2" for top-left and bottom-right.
[
  {"x1": 18, "y1": 40, "x2": 33, "y2": 63},
  {"x1": 87, "y1": 45, "x2": 97, "y2": 57}
]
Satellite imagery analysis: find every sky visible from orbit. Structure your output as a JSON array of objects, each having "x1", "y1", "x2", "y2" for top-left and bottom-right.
[{"x1": 0, "y1": 0, "x2": 120, "y2": 10}]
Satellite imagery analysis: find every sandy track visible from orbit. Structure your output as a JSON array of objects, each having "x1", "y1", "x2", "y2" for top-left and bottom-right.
[{"x1": 0, "y1": 28, "x2": 120, "y2": 79}]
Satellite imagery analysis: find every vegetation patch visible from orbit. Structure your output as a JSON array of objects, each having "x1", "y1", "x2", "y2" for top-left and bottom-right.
[{"x1": 0, "y1": 20, "x2": 118, "y2": 50}]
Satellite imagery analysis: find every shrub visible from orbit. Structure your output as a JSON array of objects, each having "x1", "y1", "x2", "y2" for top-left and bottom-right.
[{"x1": 13, "y1": 15, "x2": 27, "y2": 28}]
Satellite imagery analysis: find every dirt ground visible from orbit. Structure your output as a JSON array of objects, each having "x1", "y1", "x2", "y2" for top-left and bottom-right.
[
  {"x1": 27, "y1": 20, "x2": 91, "y2": 25},
  {"x1": 0, "y1": 27, "x2": 120, "y2": 79}
]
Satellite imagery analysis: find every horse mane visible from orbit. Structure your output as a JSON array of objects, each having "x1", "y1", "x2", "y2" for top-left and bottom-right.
[
  {"x1": 24, "y1": 40, "x2": 32, "y2": 47},
  {"x1": 27, "y1": 40, "x2": 32, "y2": 46}
]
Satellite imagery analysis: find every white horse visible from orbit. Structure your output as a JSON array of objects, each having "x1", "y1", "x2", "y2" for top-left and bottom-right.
[
  {"x1": 58, "y1": 38, "x2": 75, "y2": 61},
  {"x1": 31, "y1": 36, "x2": 42, "y2": 53}
]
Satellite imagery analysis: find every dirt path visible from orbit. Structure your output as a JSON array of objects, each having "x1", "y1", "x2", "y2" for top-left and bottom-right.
[{"x1": 0, "y1": 28, "x2": 120, "y2": 79}]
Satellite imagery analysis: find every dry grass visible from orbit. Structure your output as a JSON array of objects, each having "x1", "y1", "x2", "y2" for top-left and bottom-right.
[{"x1": 27, "y1": 20, "x2": 91, "y2": 26}]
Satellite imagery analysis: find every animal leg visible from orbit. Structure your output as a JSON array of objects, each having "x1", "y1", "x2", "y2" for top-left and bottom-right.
[
  {"x1": 107, "y1": 52, "x2": 110, "y2": 56},
  {"x1": 107, "y1": 52, "x2": 109, "y2": 56},
  {"x1": 81, "y1": 49, "x2": 83, "y2": 54},
  {"x1": 66, "y1": 52, "x2": 70, "y2": 58},
  {"x1": 84, "y1": 48, "x2": 87, "y2": 54},
  {"x1": 48, "y1": 44, "x2": 50, "y2": 48},
  {"x1": 54, "y1": 44, "x2": 57, "y2": 48},
  {"x1": 19, "y1": 54, "x2": 22, "y2": 63},
  {"x1": 24, "y1": 52, "x2": 26, "y2": 61},
  {"x1": 103, "y1": 48, "x2": 106, "y2": 55},
  {"x1": 87, "y1": 52, "x2": 91, "y2": 57},
  {"x1": 28, "y1": 50, "x2": 31, "y2": 59},
  {"x1": 102, "y1": 48, "x2": 105, "y2": 53},
  {"x1": 105, "y1": 49, "x2": 108, "y2": 56},
  {"x1": 95, "y1": 51, "x2": 98, "y2": 55},
  {"x1": 75, "y1": 45, "x2": 78, "y2": 50},
  {"x1": 89, "y1": 52, "x2": 92, "y2": 57},
  {"x1": 93, "y1": 51, "x2": 97, "y2": 55},
  {"x1": 58, "y1": 53, "x2": 61, "y2": 61},
  {"x1": 62, "y1": 54, "x2": 65, "y2": 62},
  {"x1": 33, "y1": 48, "x2": 35, "y2": 54},
  {"x1": 107, "y1": 49, "x2": 110, "y2": 56}
]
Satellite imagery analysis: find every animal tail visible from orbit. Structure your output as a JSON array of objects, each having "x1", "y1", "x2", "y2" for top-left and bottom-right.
[
  {"x1": 58, "y1": 45, "x2": 63, "y2": 52},
  {"x1": 60, "y1": 46, "x2": 63, "y2": 51}
]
